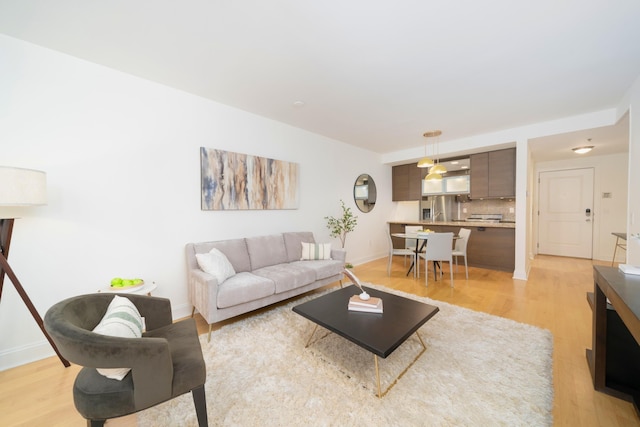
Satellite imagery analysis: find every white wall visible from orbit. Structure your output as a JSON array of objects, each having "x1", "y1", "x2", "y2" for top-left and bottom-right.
[
  {"x1": 0, "y1": 35, "x2": 392, "y2": 369},
  {"x1": 533, "y1": 152, "x2": 629, "y2": 262},
  {"x1": 623, "y1": 76, "x2": 640, "y2": 264}
]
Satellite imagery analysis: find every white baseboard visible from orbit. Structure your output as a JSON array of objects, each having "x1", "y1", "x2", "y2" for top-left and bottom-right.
[
  {"x1": 171, "y1": 301, "x2": 193, "y2": 321},
  {"x1": 0, "y1": 340, "x2": 56, "y2": 372}
]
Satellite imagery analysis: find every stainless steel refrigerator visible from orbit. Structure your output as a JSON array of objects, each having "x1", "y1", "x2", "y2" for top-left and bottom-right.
[{"x1": 420, "y1": 195, "x2": 456, "y2": 221}]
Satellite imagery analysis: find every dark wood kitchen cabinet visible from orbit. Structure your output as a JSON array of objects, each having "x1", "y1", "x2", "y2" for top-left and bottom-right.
[
  {"x1": 465, "y1": 226, "x2": 515, "y2": 271},
  {"x1": 470, "y1": 152, "x2": 489, "y2": 199},
  {"x1": 470, "y1": 148, "x2": 516, "y2": 199},
  {"x1": 392, "y1": 163, "x2": 424, "y2": 201}
]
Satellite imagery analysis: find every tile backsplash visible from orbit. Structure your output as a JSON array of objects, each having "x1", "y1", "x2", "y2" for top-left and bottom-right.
[{"x1": 461, "y1": 198, "x2": 515, "y2": 221}]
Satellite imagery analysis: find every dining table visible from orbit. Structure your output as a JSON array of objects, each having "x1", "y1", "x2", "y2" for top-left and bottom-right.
[{"x1": 391, "y1": 232, "x2": 458, "y2": 279}]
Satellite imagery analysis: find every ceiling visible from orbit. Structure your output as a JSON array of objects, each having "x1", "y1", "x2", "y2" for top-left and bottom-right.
[{"x1": 1, "y1": 0, "x2": 639, "y2": 161}]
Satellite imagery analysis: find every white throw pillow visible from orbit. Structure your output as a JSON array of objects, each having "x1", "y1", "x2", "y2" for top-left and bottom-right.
[
  {"x1": 195, "y1": 248, "x2": 236, "y2": 283},
  {"x1": 300, "y1": 242, "x2": 332, "y2": 260},
  {"x1": 92, "y1": 295, "x2": 143, "y2": 380}
]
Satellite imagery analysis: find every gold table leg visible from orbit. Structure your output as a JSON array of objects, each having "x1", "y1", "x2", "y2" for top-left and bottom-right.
[
  {"x1": 304, "y1": 324, "x2": 331, "y2": 348},
  {"x1": 374, "y1": 331, "x2": 427, "y2": 398},
  {"x1": 303, "y1": 323, "x2": 428, "y2": 398}
]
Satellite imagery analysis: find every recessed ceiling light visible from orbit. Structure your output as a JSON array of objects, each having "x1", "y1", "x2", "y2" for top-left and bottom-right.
[
  {"x1": 451, "y1": 161, "x2": 459, "y2": 165},
  {"x1": 292, "y1": 101, "x2": 305, "y2": 108},
  {"x1": 572, "y1": 146, "x2": 594, "y2": 154}
]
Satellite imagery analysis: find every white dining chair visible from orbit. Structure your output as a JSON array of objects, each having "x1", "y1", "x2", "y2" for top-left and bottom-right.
[
  {"x1": 386, "y1": 225, "x2": 417, "y2": 277},
  {"x1": 404, "y1": 225, "x2": 423, "y2": 273},
  {"x1": 418, "y1": 232, "x2": 454, "y2": 287},
  {"x1": 452, "y1": 228, "x2": 471, "y2": 279}
]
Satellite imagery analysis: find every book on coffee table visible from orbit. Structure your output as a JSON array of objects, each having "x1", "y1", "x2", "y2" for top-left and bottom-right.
[{"x1": 348, "y1": 295, "x2": 383, "y2": 313}]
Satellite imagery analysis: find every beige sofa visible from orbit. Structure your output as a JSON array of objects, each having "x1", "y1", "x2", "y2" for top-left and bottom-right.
[{"x1": 185, "y1": 232, "x2": 346, "y2": 340}]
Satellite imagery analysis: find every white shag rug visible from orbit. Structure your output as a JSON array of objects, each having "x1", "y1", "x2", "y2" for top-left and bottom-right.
[{"x1": 138, "y1": 284, "x2": 553, "y2": 426}]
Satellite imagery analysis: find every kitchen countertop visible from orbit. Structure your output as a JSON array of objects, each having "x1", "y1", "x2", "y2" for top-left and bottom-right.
[{"x1": 388, "y1": 220, "x2": 516, "y2": 229}]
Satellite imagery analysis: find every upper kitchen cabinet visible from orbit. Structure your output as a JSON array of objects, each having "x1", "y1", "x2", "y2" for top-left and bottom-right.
[
  {"x1": 422, "y1": 174, "x2": 470, "y2": 195},
  {"x1": 392, "y1": 163, "x2": 424, "y2": 201},
  {"x1": 470, "y1": 148, "x2": 516, "y2": 199}
]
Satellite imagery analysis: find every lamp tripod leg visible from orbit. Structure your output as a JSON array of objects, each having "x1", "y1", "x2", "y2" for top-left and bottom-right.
[{"x1": 0, "y1": 253, "x2": 70, "y2": 368}]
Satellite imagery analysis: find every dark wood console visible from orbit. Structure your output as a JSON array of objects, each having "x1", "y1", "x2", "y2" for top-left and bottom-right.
[{"x1": 587, "y1": 266, "x2": 640, "y2": 416}]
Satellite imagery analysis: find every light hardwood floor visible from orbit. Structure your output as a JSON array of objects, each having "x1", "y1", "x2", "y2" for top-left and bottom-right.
[{"x1": 1, "y1": 255, "x2": 639, "y2": 426}]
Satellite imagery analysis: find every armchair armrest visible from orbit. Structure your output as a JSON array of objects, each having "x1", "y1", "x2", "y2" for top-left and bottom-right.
[{"x1": 83, "y1": 333, "x2": 174, "y2": 408}]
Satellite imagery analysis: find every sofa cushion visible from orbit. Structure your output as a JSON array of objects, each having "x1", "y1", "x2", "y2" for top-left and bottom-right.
[
  {"x1": 300, "y1": 242, "x2": 332, "y2": 260},
  {"x1": 194, "y1": 239, "x2": 251, "y2": 273},
  {"x1": 252, "y1": 263, "x2": 316, "y2": 294},
  {"x1": 283, "y1": 232, "x2": 316, "y2": 262},
  {"x1": 195, "y1": 248, "x2": 236, "y2": 283},
  {"x1": 289, "y1": 259, "x2": 344, "y2": 281},
  {"x1": 245, "y1": 234, "x2": 288, "y2": 270},
  {"x1": 217, "y1": 272, "x2": 275, "y2": 309}
]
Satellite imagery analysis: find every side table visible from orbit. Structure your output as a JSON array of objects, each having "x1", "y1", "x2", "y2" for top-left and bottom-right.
[{"x1": 99, "y1": 282, "x2": 157, "y2": 296}]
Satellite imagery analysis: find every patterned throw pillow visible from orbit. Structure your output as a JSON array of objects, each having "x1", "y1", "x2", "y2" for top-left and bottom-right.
[
  {"x1": 195, "y1": 248, "x2": 236, "y2": 283},
  {"x1": 300, "y1": 242, "x2": 332, "y2": 260},
  {"x1": 92, "y1": 295, "x2": 143, "y2": 380}
]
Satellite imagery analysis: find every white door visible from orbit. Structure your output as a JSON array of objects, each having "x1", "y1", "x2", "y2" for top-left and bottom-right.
[{"x1": 538, "y1": 168, "x2": 594, "y2": 258}]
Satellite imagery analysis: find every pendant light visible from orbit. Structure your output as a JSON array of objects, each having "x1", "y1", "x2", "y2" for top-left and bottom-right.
[
  {"x1": 425, "y1": 171, "x2": 442, "y2": 181},
  {"x1": 430, "y1": 163, "x2": 447, "y2": 174},
  {"x1": 423, "y1": 130, "x2": 445, "y2": 180},
  {"x1": 417, "y1": 132, "x2": 434, "y2": 168}
]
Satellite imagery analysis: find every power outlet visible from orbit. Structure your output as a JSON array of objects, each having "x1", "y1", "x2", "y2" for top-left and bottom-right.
[
  {"x1": 462, "y1": 208, "x2": 467, "y2": 213},
  {"x1": 509, "y1": 207, "x2": 514, "y2": 213}
]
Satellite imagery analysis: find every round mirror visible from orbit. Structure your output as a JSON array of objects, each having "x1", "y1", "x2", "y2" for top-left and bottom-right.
[{"x1": 353, "y1": 174, "x2": 376, "y2": 213}]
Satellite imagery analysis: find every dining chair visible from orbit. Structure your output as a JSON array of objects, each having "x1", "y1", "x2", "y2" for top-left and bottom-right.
[
  {"x1": 404, "y1": 225, "x2": 424, "y2": 273},
  {"x1": 452, "y1": 228, "x2": 472, "y2": 279},
  {"x1": 386, "y1": 224, "x2": 417, "y2": 277},
  {"x1": 418, "y1": 232, "x2": 454, "y2": 287}
]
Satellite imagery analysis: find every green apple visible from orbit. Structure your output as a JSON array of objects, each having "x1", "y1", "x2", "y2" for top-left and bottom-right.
[
  {"x1": 133, "y1": 278, "x2": 143, "y2": 285},
  {"x1": 121, "y1": 279, "x2": 133, "y2": 287},
  {"x1": 110, "y1": 277, "x2": 123, "y2": 286}
]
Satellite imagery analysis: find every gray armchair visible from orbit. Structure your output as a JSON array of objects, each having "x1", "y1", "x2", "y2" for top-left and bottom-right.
[{"x1": 44, "y1": 293, "x2": 208, "y2": 427}]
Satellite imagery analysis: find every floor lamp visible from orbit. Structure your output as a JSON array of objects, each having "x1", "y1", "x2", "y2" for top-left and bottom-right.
[{"x1": 0, "y1": 166, "x2": 69, "y2": 367}]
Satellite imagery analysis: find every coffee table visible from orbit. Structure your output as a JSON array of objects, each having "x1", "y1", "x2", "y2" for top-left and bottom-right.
[{"x1": 292, "y1": 285, "x2": 439, "y2": 397}]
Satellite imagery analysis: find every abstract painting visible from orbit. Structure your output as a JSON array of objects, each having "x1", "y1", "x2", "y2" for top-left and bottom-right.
[{"x1": 200, "y1": 147, "x2": 299, "y2": 210}]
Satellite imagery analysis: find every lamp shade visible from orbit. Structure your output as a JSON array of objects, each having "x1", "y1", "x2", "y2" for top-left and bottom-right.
[
  {"x1": 417, "y1": 157, "x2": 434, "y2": 168},
  {"x1": 430, "y1": 164, "x2": 447, "y2": 175},
  {"x1": 0, "y1": 166, "x2": 47, "y2": 206}
]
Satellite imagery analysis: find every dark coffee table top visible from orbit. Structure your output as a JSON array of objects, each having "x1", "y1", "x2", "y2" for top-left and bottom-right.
[{"x1": 293, "y1": 285, "x2": 439, "y2": 358}]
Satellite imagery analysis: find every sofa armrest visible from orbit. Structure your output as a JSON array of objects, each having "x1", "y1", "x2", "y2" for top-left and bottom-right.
[
  {"x1": 331, "y1": 248, "x2": 347, "y2": 263},
  {"x1": 187, "y1": 268, "x2": 220, "y2": 323}
]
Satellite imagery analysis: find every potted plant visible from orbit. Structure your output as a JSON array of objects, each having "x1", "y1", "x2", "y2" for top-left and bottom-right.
[{"x1": 324, "y1": 199, "x2": 358, "y2": 251}]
